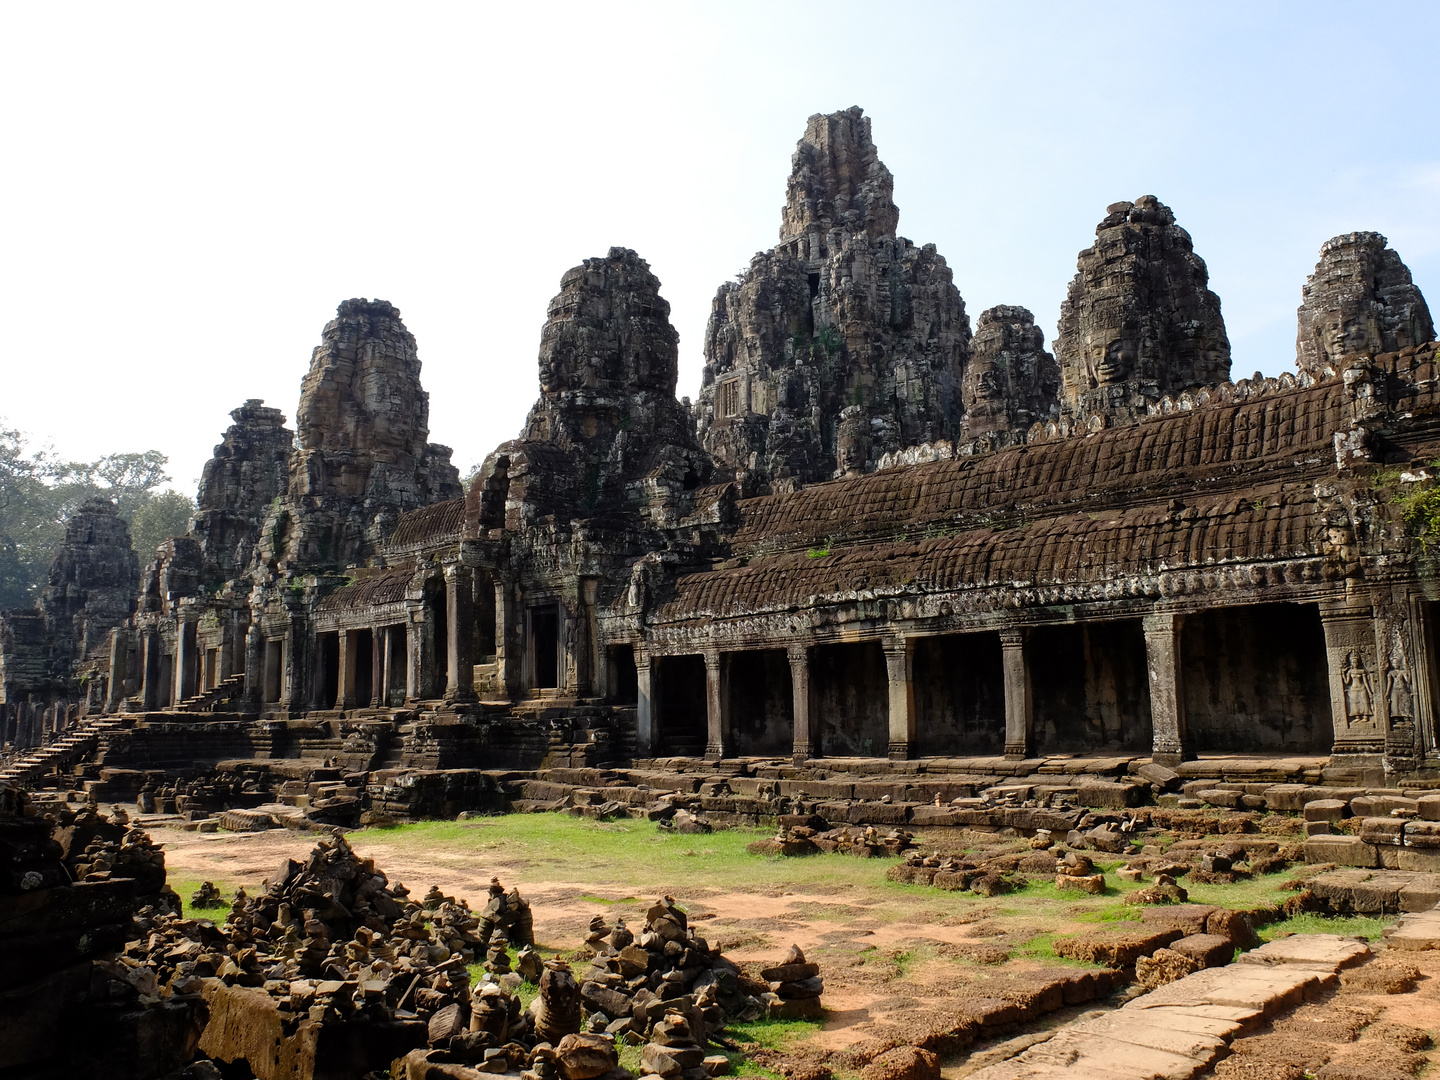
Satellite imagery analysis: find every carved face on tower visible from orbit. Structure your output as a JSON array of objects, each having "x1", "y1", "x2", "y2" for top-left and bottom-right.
[{"x1": 1096, "y1": 339, "x2": 1136, "y2": 386}]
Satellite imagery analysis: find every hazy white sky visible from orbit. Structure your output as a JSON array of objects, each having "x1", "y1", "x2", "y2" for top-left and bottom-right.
[{"x1": 3, "y1": 2, "x2": 1437, "y2": 492}]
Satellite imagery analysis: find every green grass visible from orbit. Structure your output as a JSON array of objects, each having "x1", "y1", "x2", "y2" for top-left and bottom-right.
[
  {"x1": 1010, "y1": 930, "x2": 1106, "y2": 968},
  {"x1": 1259, "y1": 911, "x2": 1396, "y2": 942},
  {"x1": 168, "y1": 876, "x2": 234, "y2": 921},
  {"x1": 352, "y1": 816, "x2": 901, "y2": 894},
  {"x1": 728, "y1": 1016, "x2": 826, "y2": 1050}
]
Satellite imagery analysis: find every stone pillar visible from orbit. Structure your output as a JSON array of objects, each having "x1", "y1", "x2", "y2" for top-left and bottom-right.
[
  {"x1": 1143, "y1": 612, "x2": 1190, "y2": 766},
  {"x1": 277, "y1": 622, "x2": 297, "y2": 713},
  {"x1": 497, "y1": 579, "x2": 521, "y2": 700},
  {"x1": 244, "y1": 623, "x2": 264, "y2": 704},
  {"x1": 635, "y1": 647, "x2": 655, "y2": 757},
  {"x1": 338, "y1": 629, "x2": 356, "y2": 708},
  {"x1": 445, "y1": 565, "x2": 476, "y2": 703},
  {"x1": 788, "y1": 644, "x2": 813, "y2": 761},
  {"x1": 405, "y1": 613, "x2": 422, "y2": 703},
  {"x1": 106, "y1": 628, "x2": 126, "y2": 713},
  {"x1": 704, "y1": 649, "x2": 728, "y2": 761},
  {"x1": 173, "y1": 619, "x2": 197, "y2": 704},
  {"x1": 999, "y1": 628, "x2": 1033, "y2": 759},
  {"x1": 373, "y1": 628, "x2": 386, "y2": 707},
  {"x1": 140, "y1": 629, "x2": 160, "y2": 709},
  {"x1": 1321, "y1": 602, "x2": 1386, "y2": 756},
  {"x1": 883, "y1": 637, "x2": 915, "y2": 760}
]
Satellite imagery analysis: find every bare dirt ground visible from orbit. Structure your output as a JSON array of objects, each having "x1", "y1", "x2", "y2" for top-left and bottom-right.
[{"x1": 153, "y1": 818, "x2": 1440, "y2": 1074}]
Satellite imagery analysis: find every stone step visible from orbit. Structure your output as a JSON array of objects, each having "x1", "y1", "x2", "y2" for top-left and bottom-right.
[{"x1": 965, "y1": 934, "x2": 1370, "y2": 1080}]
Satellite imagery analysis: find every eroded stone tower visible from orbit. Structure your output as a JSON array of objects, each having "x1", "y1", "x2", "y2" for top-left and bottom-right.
[
  {"x1": 41, "y1": 498, "x2": 138, "y2": 662},
  {"x1": 960, "y1": 306, "x2": 1060, "y2": 449},
  {"x1": 190, "y1": 399, "x2": 293, "y2": 583},
  {"x1": 697, "y1": 107, "x2": 971, "y2": 489},
  {"x1": 1296, "y1": 231, "x2": 1434, "y2": 374},
  {"x1": 265, "y1": 299, "x2": 461, "y2": 571},
  {"x1": 1055, "y1": 196, "x2": 1231, "y2": 427}
]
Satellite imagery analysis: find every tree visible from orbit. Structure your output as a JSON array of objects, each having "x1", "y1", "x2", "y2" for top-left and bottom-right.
[
  {"x1": 129, "y1": 489, "x2": 196, "y2": 563},
  {"x1": 0, "y1": 419, "x2": 193, "y2": 609}
]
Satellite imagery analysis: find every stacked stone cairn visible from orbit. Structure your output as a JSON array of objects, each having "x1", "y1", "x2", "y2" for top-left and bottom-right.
[
  {"x1": 750, "y1": 821, "x2": 915, "y2": 858},
  {"x1": 759, "y1": 945, "x2": 824, "y2": 1019},
  {"x1": 886, "y1": 850, "x2": 1017, "y2": 896},
  {"x1": 576, "y1": 896, "x2": 752, "y2": 1045}
]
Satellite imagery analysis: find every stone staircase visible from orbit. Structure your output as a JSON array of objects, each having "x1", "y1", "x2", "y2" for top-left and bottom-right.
[
  {"x1": 173, "y1": 673, "x2": 247, "y2": 713},
  {"x1": 0, "y1": 715, "x2": 125, "y2": 786}
]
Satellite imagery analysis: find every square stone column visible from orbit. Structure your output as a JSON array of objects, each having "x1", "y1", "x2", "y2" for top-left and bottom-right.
[
  {"x1": 999, "y1": 628, "x2": 1033, "y2": 759},
  {"x1": 380, "y1": 626, "x2": 395, "y2": 708},
  {"x1": 173, "y1": 619, "x2": 197, "y2": 704},
  {"x1": 788, "y1": 644, "x2": 813, "y2": 762},
  {"x1": 1143, "y1": 612, "x2": 1190, "y2": 766},
  {"x1": 1321, "y1": 602, "x2": 1386, "y2": 755},
  {"x1": 704, "y1": 650, "x2": 729, "y2": 761},
  {"x1": 140, "y1": 629, "x2": 161, "y2": 709},
  {"x1": 445, "y1": 565, "x2": 476, "y2": 703},
  {"x1": 244, "y1": 624, "x2": 264, "y2": 705},
  {"x1": 883, "y1": 637, "x2": 915, "y2": 761},
  {"x1": 336, "y1": 630, "x2": 357, "y2": 714},
  {"x1": 106, "y1": 628, "x2": 127, "y2": 713},
  {"x1": 635, "y1": 648, "x2": 655, "y2": 757},
  {"x1": 370, "y1": 628, "x2": 385, "y2": 707},
  {"x1": 497, "y1": 579, "x2": 522, "y2": 701},
  {"x1": 405, "y1": 612, "x2": 422, "y2": 703}
]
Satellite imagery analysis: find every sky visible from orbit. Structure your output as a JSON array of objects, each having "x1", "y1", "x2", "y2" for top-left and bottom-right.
[{"x1": 2, "y1": 2, "x2": 1437, "y2": 493}]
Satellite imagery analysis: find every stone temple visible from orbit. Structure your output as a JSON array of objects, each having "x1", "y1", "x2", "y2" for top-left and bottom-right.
[{"x1": 3, "y1": 107, "x2": 1440, "y2": 797}]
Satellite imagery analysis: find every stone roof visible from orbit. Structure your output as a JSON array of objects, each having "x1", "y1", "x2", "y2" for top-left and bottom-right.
[
  {"x1": 315, "y1": 567, "x2": 414, "y2": 613},
  {"x1": 389, "y1": 499, "x2": 465, "y2": 550}
]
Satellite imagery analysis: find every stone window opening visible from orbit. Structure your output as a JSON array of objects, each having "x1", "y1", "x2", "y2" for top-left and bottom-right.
[{"x1": 719, "y1": 379, "x2": 741, "y2": 419}]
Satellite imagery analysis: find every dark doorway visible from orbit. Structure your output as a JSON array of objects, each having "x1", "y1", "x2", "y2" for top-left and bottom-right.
[
  {"x1": 531, "y1": 606, "x2": 559, "y2": 689},
  {"x1": 475, "y1": 575, "x2": 497, "y2": 657},
  {"x1": 812, "y1": 641, "x2": 888, "y2": 757},
  {"x1": 727, "y1": 650, "x2": 793, "y2": 756},
  {"x1": 913, "y1": 632, "x2": 1005, "y2": 755},
  {"x1": 1182, "y1": 603, "x2": 1332, "y2": 752},
  {"x1": 656, "y1": 654, "x2": 706, "y2": 755},
  {"x1": 607, "y1": 645, "x2": 639, "y2": 705},
  {"x1": 317, "y1": 631, "x2": 340, "y2": 708},
  {"x1": 354, "y1": 628, "x2": 374, "y2": 706},
  {"x1": 264, "y1": 639, "x2": 283, "y2": 703},
  {"x1": 1029, "y1": 620, "x2": 1152, "y2": 752}
]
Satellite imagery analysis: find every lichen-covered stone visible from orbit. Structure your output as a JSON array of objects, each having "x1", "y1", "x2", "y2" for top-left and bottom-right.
[
  {"x1": 269, "y1": 299, "x2": 461, "y2": 571},
  {"x1": 1055, "y1": 196, "x2": 1230, "y2": 427},
  {"x1": 190, "y1": 399, "x2": 292, "y2": 582},
  {"x1": 1296, "y1": 231, "x2": 1434, "y2": 373},
  {"x1": 698, "y1": 108, "x2": 970, "y2": 489},
  {"x1": 959, "y1": 306, "x2": 1060, "y2": 449}
]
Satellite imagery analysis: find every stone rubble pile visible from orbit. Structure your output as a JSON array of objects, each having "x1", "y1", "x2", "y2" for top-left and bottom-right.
[{"x1": 576, "y1": 896, "x2": 766, "y2": 1042}]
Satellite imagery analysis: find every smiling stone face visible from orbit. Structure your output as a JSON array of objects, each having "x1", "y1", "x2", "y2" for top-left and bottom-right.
[
  {"x1": 1296, "y1": 232, "x2": 1433, "y2": 373},
  {"x1": 1055, "y1": 196, "x2": 1230, "y2": 427}
]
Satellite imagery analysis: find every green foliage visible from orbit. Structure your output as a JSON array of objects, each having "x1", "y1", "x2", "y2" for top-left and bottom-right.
[
  {"x1": 814, "y1": 324, "x2": 841, "y2": 358},
  {"x1": 1258, "y1": 911, "x2": 1395, "y2": 942},
  {"x1": 807, "y1": 535, "x2": 838, "y2": 558},
  {"x1": 0, "y1": 422, "x2": 184, "y2": 609},
  {"x1": 129, "y1": 489, "x2": 196, "y2": 560}
]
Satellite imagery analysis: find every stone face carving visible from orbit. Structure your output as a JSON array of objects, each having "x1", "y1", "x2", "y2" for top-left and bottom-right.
[
  {"x1": 960, "y1": 306, "x2": 1060, "y2": 448},
  {"x1": 190, "y1": 399, "x2": 293, "y2": 583},
  {"x1": 269, "y1": 299, "x2": 461, "y2": 570},
  {"x1": 41, "y1": 498, "x2": 138, "y2": 660},
  {"x1": 477, "y1": 248, "x2": 710, "y2": 528},
  {"x1": 1055, "y1": 196, "x2": 1230, "y2": 427},
  {"x1": 1296, "y1": 231, "x2": 1434, "y2": 373},
  {"x1": 697, "y1": 108, "x2": 971, "y2": 489}
]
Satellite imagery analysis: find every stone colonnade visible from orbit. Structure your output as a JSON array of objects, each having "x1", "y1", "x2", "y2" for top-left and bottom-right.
[{"x1": 633, "y1": 596, "x2": 1437, "y2": 764}]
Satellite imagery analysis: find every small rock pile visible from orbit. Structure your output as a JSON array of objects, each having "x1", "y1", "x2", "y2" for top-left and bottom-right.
[
  {"x1": 886, "y1": 851, "x2": 1018, "y2": 896},
  {"x1": 190, "y1": 881, "x2": 226, "y2": 908},
  {"x1": 759, "y1": 945, "x2": 823, "y2": 1019},
  {"x1": 576, "y1": 896, "x2": 758, "y2": 1041},
  {"x1": 749, "y1": 822, "x2": 915, "y2": 859}
]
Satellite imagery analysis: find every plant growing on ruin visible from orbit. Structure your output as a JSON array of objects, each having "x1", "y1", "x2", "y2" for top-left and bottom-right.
[{"x1": 814, "y1": 324, "x2": 841, "y2": 358}]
